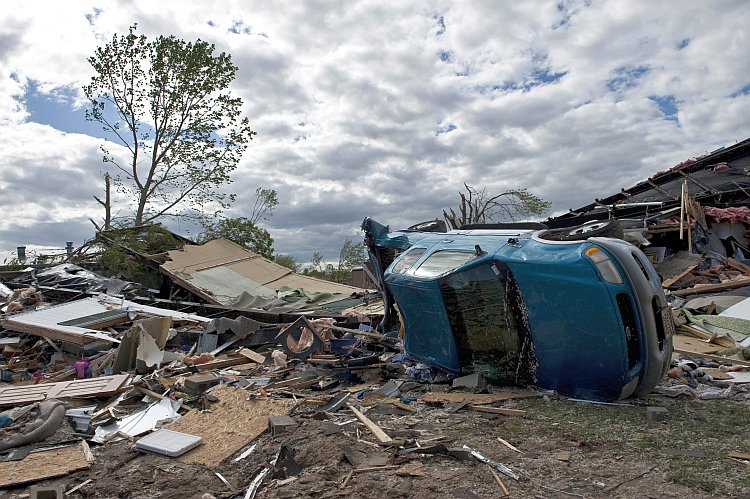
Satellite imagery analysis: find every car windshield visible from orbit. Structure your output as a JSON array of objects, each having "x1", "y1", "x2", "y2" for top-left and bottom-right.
[
  {"x1": 414, "y1": 250, "x2": 476, "y2": 277},
  {"x1": 439, "y1": 262, "x2": 533, "y2": 384}
]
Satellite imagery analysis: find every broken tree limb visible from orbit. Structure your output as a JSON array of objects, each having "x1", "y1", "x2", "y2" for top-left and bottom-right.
[
  {"x1": 347, "y1": 404, "x2": 393, "y2": 444},
  {"x1": 339, "y1": 470, "x2": 354, "y2": 489}
]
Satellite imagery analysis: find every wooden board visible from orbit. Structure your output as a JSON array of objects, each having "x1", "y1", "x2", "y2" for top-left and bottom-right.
[
  {"x1": 678, "y1": 325, "x2": 736, "y2": 349},
  {"x1": 421, "y1": 391, "x2": 539, "y2": 405},
  {"x1": 672, "y1": 279, "x2": 750, "y2": 297},
  {"x1": 672, "y1": 335, "x2": 723, "y2": 355},
  {"x1": 348, "y1": 404, "x2": 393, "y2": 444},
  {"x1": 0, "y1": 374, "x2": 129, "y2": 407},
  {"x1": 673, "y1": 349, "x2": 750, "y2": 367},
  {"x1": 702, "y1": 368, "x2": 734, "y2": 380},
  {"x1": 168, "y1": 385, "x2": 294, "y2": 467},
  {"x1": 0, "y1": 443, "x2": 90, "y2": 488},
  {"x1": 469, "y1": 405, "x2": 527, "y2": 416}
]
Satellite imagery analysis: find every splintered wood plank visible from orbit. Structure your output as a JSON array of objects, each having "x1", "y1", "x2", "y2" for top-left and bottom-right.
[
  {"x1": 348, "y1": 403, "x2": 393, "y2": 444},
  {"x1": 46, "y1": 374, "x2": 130, "y2": 399},
  {"x1": 0, "y1": 443, "x2": 90, "y2": 488},
  {"x1": 469, "y1": 405, "x2": 527, "y2": 416},
  {"x1": 672, "y1": 335, "x2": 723, "y2": 355},
  {"x1": 671, "y1": 279, "x2": 750, "y2": 296},
  {"x1": 168, "y1": 385, "x2": 294, "y2": 467},
  {"x1": 421, "y1": 391, "x2": 540, "y2": 405},
  {"x1": 237, "y1": 348, "x2": 266, "y2": 364}
]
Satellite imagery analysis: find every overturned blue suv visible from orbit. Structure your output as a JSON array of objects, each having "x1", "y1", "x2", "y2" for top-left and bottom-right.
[{"x1": 362, "y1": 218, "x2": 674, "y2": 401}]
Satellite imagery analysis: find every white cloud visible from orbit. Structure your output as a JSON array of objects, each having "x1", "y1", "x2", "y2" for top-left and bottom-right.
[{"x1": 0, "y1": 0, "x2": 749, "y2": 260}]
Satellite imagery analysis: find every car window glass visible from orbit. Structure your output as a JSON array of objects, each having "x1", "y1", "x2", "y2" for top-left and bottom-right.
[
  {"x1": 414, "y1": 250, "x2": 475, "y2": 277},
  {"x1": 392, "y1": 248, "x2": 426, "y2": 274}
]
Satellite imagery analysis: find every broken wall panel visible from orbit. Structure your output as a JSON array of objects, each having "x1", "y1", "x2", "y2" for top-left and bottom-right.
[
  {"x1": 1, "y1": 296, "x2": 210, "y2": 345},
  {"x1": 160, "y1": 239, "x2": 366, "y2": 307}
]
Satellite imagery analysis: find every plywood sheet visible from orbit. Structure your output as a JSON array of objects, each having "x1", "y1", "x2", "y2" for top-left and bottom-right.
[
  {"x1": 0, "y1": 443, "x2": 90, "y2": 488},
  {"x1": 673, "y1": 335, "x2": 723, "y2": 355},
  {"x1": 168, "y1": 385, "x2": 294, "y2": 467},
  {"x1": 421, "y1": 390, "x2": 540, "y2": 405}
]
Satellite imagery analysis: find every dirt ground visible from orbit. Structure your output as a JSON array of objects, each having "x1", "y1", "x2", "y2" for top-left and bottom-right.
[{"x1": 1, "y1": 387, "x2": 748, "y2": 499}]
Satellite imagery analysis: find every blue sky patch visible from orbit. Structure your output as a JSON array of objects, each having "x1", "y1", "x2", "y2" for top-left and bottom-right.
[
  {"x1": 435, "y1": 15, "x2": 446, "y2": 36},
  {"x1": 435, "y1": 123, "x2": 456, "y2": 136},
  {"x1": 229, "y1": 20, "x2": 252, "y2": 35},
  {"x1": 677, "y1": 38, "x2": 690, "y2": 50},
  {"x1": 648, "y1": 95, "x2": 678, "y2": 121},
  {"x1": 606, "y1": 65, "x2": 649, "y2": 91},
  {"x1": 730, "y1": 83, "x2": 750, "y2": 97},
  {"x1": 438, "y1": 50, "x2": 452, "y2": 63},
  {"x1": 23, "y1": 80, "x2": 108, "y2": 138},
  {"x1": 85, "y1": 8, "x2": 102, "y2": 26}
]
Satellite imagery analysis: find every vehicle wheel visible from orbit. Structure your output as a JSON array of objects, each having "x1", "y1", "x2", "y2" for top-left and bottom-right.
[{"x1": 560, "y1": 219, "x2": 624, "y2": 240}]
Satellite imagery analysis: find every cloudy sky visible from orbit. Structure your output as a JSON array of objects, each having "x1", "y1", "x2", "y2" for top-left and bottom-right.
[{"x1": 1, "y1": 1, "x2": 749, "y2": 263}]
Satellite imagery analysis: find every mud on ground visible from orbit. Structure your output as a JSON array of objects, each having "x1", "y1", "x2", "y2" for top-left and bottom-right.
[{"x1": 1, "y1": 393, "x2": 748, "y2": 499}]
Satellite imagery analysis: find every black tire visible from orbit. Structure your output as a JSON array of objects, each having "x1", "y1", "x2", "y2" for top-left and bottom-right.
[{"x1": 560, "y1": 219, "x2": 624, "y2": 241}]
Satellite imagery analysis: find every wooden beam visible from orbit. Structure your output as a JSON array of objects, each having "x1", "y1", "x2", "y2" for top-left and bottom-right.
[
  {"x1": 347, "y1": 404, "x2": 393, "y2": 444},
  {"x1": 662, "y1": 260, "x2": 703, "y2": 288},
  {"x1": 727, "y1": 258, "x2": 750, "y2": 276},
  {"x1": 671, "y1": 279, "x2": 750, "y2": 296},
  {"x1": 469, "y1": 406, "x2": 527, "y2": 417},
  {"x1": 678, "y1": 325, "x2": 736, "y2": 349},
  {"x1": 194, "y1": 356, "x2": 249, "y2": 371}
]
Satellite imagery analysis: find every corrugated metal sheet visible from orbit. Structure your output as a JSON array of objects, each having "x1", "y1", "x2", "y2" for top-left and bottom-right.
[{"x1": 161, "y1": 239, "x2": 365, "y2": 306}]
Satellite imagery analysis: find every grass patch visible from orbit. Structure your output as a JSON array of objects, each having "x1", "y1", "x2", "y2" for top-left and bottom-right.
[{"x1": 516, "y1": 396, "x2": 749, "y2": 495}]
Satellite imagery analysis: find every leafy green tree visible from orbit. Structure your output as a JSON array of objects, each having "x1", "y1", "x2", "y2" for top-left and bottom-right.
[
  {"x1": 198, "y1": 217, "x2": 273, "y2": 259},
  {"x1": 84, "y1": 24, "x2": 255, "y2": 226},
  {"x1": 337, "y1": 239, "x2": 365, "y2": 272},
  {"x1": 302, "y1": 251, "x2": 325, "y2": 277},
  {"x1": 250, "y1": 187, "x2": 278, "y2": 224},
  {"x1": 443, "y1": 183, "x2": 550, "y2": 229},
  {"x1": 274, "y1": 254, "x2": 301, "y2": 272},
  {"x1": 301, "y1": 240, "x2": 365, "y2": 284}
]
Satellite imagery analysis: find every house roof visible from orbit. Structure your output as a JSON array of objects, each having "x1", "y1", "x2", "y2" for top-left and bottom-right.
[
  {"x1": 160, "y1": 239, "x2": 366, "y2": 306},
  {"x1": 548, "y1": 137, "x2": 750, "y2": 227}
]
